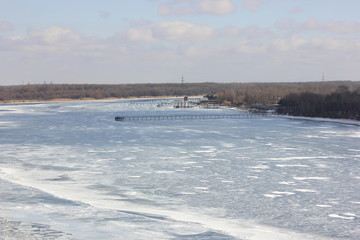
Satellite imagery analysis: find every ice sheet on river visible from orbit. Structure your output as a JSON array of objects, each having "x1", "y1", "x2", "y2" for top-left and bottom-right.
[{"x1": 0, "y1": 100, "x2": 359, "y2": 239}]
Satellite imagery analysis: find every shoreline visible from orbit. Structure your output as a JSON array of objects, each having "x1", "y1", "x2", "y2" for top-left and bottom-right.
[
  {"x1": 0, "y1": 97, "x2": 122, "y2": 104},
  {"x1": 280, "y1": 114, "x2": 360, "y2": 126},
  {"x1": 2, "y1": 97, "x2": 358, "y2": 125},
  {"x1": 0, "y1": 95, "x2": 203, "y2": 104}
]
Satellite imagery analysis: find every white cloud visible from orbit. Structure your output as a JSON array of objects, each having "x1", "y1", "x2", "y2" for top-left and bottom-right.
[
  {"x1": 158, "y1": 0, "x2": 235, "y2": 16},
  {"x1": 310, "y1": 38, "x2": 360, "y2": 51},
  {"x1": 277, "y1": 17, "x2": 360, "y2": 35},
  {"x1": 0, "y1": 21, "x2": 13, "y2": 31},
  {"x1": 1, "y1": 19, "x2": 360, "y2": 85},
  {"x1": 242, "y1": 0, "x2": 261, "y2": 11},
  {"x1": 271, "y1": 37, "x2": 360, "y2": 53},
  {"x1": 157, "y1": 5, "x2": 175, "y2": 16},
  {"x1": 153, "y1": 21, "x2": 214, "y2": 40},
  {"x1": 185, "y1": 45, "x2": 214, "y2": 56},
  {"x1": 3, "y1": 23, "x2": 359, "y2": 57},
  {"x1": 271, "y1": 37, "x2": 308, "y2": 52},
  {"x1": 198, "y1": 0, "x2": 236, "y2": 15},
  {"x1": 220, "y1": 25, "x2": 274, "y2": 39},
  {"x1": 28, "y1": 27, "x2": 82, "y2": 45},
  {"x1": 127, "y1": 28, "x2": 155, "y2": 42},
  {"x1": 234, "y1": 40, "x2": 266, "y2": 53},
  {"x1": 127, "y1": 21, "x2": 214, "y2": 42},
  {"x1": 1, "y1": 27, "x2": 107, "y2": 55},
  {"x1": 303, "y1": 17, "x2": 360, "y2": 34},
  {"x1": 158, "y1": 3, "x2": 193, "y2": 16}
]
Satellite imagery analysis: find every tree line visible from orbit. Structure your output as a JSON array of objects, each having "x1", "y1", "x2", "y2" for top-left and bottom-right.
[
  {"x1": 1, "y1": 81, "x2": 360, "y2": 120},
  {"x1": 0, "y1": 83, "x2": 228, "y2": 101},
  {"x1": 214, "y1": 81, "x2": 360, "y2": 120},
  {"x1": 215, "y1": 81, "x2": 360, "y2": 106},
  {"x1": 277, "y1": 87, "x2": 360, "y2": 120},
  {"x1": 3, "y1": 81, "x2": 358, "y2": 103}
]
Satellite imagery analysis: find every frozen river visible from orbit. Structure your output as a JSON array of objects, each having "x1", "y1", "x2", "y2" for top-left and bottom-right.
[{"x1": 0, "y1": 99, "x2": 359, "y2": 240}]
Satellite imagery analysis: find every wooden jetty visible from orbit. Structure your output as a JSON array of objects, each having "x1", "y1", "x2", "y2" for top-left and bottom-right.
[
  {"x1": 129, "y1": 98, "x2": 202, "y2": 106},
  {"x1": 115, "y1": 113, "x2": 274, "y2": 122}
]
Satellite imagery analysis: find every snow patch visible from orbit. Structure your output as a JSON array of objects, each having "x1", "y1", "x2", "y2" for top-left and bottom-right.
[
  {"x1": 279, "y1": 182, "x2": 297, "y2": 185},
  {"x1": 328, "y1": 214, "x2": 355, "y2": 220},
  {"x1": 294, "y1": 189, "x2": 317, "y2": 193},
  {"x1": 276, "y1": 164, "x2": 310, "y2": 168},
  {"x1": 293, "y1": 177, "x2": 331, "y2": 181},
  {"x1": 249, "y1": 165, "x2": 270, "y2": 169},
  {"x1": 272, "y1": 191, "x2": 296, "y2": 196}
]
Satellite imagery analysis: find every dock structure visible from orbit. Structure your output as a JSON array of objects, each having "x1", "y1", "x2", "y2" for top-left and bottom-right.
[
  {"x1": 129, "y1": 98, "x2": 202, "y2": 105},
  {"x1": 115, "y1": 113, "x2": 274, "y2": 122},
  {"x1": 128, "y1": 98, "x2": 203, "y2": 108}
]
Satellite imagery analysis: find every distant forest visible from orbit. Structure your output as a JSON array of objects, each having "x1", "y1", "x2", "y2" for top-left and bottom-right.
[
  {"x1": 215, "y1": 81, "x2": 360, "y2": 106},
  {"x1": 214, "y1": 81, "x2": 360, "y2": 121},
  {"x1": 0, "y1": 83, "x2": 228, "y2": 101},
  {"x1": 1, "y1": 81, "x2": 360, "y2": 120},
  {"x1": 2, "y1": 81, "x2": 360, "y2": 102},
  {"x1": 277, "y1": 89, "x2": 360, "y2": 120}
]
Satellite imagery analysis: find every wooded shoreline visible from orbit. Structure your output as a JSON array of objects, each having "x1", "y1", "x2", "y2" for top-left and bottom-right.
[
  {"x1": 0, "y1": 96, "x2": 195, "y2": 104},
  {"x1": 1, "y1": 81, "x2": 359, "y2": 102},
  {"x1": 0, "y1": 83, "x2": 227, "y2": 102},
  {"x1": 1, "y1": 81, "x2": 359, "y2": 120}
]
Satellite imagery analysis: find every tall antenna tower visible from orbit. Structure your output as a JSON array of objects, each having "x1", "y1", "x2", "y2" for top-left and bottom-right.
[
  {"x1": 181, "y1": 75, "x2": 184, "y2": 86},
  {"x1": 322, "y1": 72, "x2": 325, "y2": 81}
]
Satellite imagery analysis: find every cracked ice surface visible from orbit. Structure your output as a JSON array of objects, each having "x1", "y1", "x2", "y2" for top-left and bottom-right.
[{"x1": 0, "y1": 99, "x2": 359, "y2": 240}]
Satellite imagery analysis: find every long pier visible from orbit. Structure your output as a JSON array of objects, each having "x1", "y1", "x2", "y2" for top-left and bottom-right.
[
  {"x1": 129, "y1": 98, "x2": 202, "y2": 106},
  {"x1": 115, "y1": 113, "x2": 274, "y2": 122},
  {"x1": 128, "y1": 98, "x2": 203, "y2": 108}
]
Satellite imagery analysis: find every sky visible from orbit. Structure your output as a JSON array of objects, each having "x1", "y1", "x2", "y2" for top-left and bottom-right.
[{"x1": 1, "y1": 0, "x2": 360, "y2": 85}]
